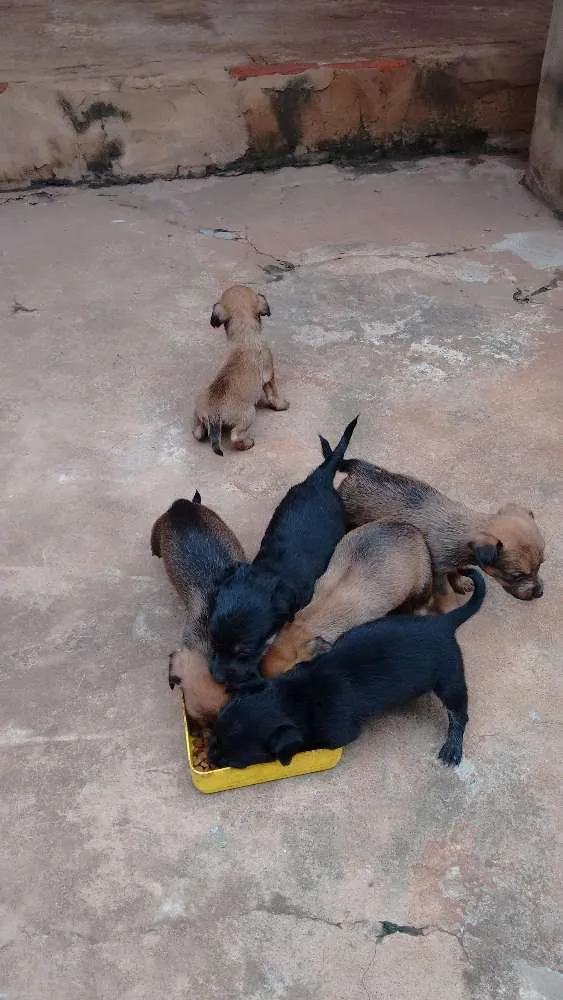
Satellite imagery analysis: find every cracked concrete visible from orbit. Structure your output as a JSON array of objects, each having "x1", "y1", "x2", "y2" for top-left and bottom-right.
[{"x1": 1, "y1": 155, "x2": 562, "y2": 999}]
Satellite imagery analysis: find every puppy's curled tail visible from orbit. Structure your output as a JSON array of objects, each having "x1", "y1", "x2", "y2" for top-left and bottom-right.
[
  {"x1": 208, "y1": 414, "x2": 223, "y2": 457},
  {"x1": 319, "y1": 415, "x2": 359, "y2": 477},
  {"x1": 446, "y1": 569, "x2": 486, "y2": 629}
]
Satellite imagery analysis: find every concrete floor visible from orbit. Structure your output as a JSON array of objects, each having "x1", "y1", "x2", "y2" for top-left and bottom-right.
[{"x1": 1, "y1": 157, "x2": 562, "y2": 999}]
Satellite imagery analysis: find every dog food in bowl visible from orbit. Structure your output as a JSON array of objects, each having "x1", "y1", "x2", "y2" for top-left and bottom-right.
[{"x1": 179, "y1": 691, "x2": 343, "y2": 794}]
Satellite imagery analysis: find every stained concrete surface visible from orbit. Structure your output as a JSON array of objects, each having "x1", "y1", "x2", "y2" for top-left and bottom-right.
[
  {"x1": 2, "y1": 0, "x2": 552, "y2": 78},
  {"x1": 1, "y1": 157, "x2": 562, "y2": 999},
  {"x1": 0, "y1": 0, "x2": 552, "y2": 184}
]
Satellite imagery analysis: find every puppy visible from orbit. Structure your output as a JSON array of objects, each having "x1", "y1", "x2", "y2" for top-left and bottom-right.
[
  {"x1": 151, "y1": 492, "x2": 245, "y2": 726},
  {"x1": 320, "y1": 445, "x2": 545, "y2": 608},
  {"x1": 209, "y1": 569, "x2": 485, "y2": 770},
  {"x1": 167, "y1": 647, "x2": 228, "y2": 729},
  {"x1": 209, "y1": 416, "x2": 359, "y2": 688},
  {"x1": 261, "y1": 520, "x2": 433, "y2": 676},
  {"x1": 192, "y1": 285, "x2": 289, "y2": 455}
]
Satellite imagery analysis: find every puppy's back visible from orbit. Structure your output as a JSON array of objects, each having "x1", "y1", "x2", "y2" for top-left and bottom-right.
[
  {"x1": 263, "y1": 521, "x2": 432, "y2": 676},
  {"x1": 338, "y1": 459, "x2": 446, "y2": 529},
  {"x1": 291, "y1": 611, "x2": 459, "y2": 719},
  {"x1": 307, "y1": 520, "x2": 432, "y2": 626},
  {"x1": 311, "y1": 572, "x2": 482, "y2": 688},
  {"x1": 152, "y1": 496, "x2": 245, "y2": 606}
]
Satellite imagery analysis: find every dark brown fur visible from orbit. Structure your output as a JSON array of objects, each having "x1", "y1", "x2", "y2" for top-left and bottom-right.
[
  {"x1": 151, "y1": 492, "x2": 246, "y2": 726},
  {"x1": 332, "y1": 457, "x2": 545, "y2": 607}
]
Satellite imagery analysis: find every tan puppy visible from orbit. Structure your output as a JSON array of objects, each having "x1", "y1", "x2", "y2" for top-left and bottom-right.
[
  {"x1": 261, "y1": 520, "x2": 433, "y2": 676},
  {"x1": 151, "y1": 492, "x2": 245, "y2": 727},
  {"x1": 192, "y1": 285, "x2": 288, "y2": 455},
  {"x1": 168, "y1": 647, "x2": 229, "y2": 729},
  {"x1": 320, "y1": 447, "x2": 545, "y2": 608}
]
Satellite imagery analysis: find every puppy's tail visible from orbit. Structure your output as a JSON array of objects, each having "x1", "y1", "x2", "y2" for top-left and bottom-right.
[
  {"x1": 319, "y1": 416, "x2": 359, "y2": 477},
  {"x1": 208, "y1": 414, "x2": 223, "y2": 457},
  {"x1": 446, "y1": 569, "x2": 486, "y2": 629}
]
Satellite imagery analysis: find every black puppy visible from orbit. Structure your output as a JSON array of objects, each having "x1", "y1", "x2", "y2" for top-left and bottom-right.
[
  {"x1": 209, "y1": 416, "x2": 359, "y2": 688},
  {"x1": 208, "y1": 568, "x2": 485, "y2": 769}
]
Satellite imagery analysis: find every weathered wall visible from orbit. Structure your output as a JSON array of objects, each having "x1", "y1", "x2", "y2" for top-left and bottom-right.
[
  {"x1": 0, "y1": 0, "x2": 554, "y2": 187},
  {"x1": 527, "y1": 0, "x2": 563, "y2": 212}
]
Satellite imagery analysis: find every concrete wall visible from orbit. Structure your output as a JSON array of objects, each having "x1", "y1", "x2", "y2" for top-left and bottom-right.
[{"x1": 527, "y1": 0, "x2": 563, "y2": 212}]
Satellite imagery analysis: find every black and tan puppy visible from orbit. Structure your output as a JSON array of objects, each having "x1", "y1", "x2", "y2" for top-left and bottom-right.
[
  {"x1": 209, "y1": 416, "x2": 359, "y2": 689},
  {"x1": 151, "y1": 492, "x2": 245, "y2": 727},
  {"x1": 193, "y1": 285, "x2": 288, "y2": 455},
  {"x1": 320, "y1": 444, "x2": 545, "y2": 609},
  {"x1": 209, "y1": 569, "x2": 485, "y2": 770},
  {"x1": 261, "y1": 520, "x2": 432, "y2": 676}
]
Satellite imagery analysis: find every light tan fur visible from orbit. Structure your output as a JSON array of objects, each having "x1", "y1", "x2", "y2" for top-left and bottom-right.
[
  {"x1": 168, "y1": 648, "x2": 229, "y2": 729},
  {"x1": 192, "y1": 285, "x2": 288, "y2": 455},
  {"x1": 337, "y1": 460, "x2": 545, "y2": 609},
  {"x1": 262, "y1": 520, "x2": 433, "y2": 675}
]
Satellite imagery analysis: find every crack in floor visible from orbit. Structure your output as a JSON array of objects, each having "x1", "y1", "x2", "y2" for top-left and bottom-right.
[
  {"x1": 194, "y1": 224, "x2": 488, "y2": 279},
  {"x1": 513, "y1": 269, "x2": 562, "y2": 302},
  {"x1": 251, "y1": 894, "x2": 471, "y2": 970}
]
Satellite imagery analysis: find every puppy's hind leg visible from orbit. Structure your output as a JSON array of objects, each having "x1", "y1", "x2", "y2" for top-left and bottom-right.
[
  {"x1": 434, "y1": 651, "x2": 468, "y2": 767},
  {"x1": 263, "y1": 374, "x2": 289, "y2": 411},
  {"x1": 192, "y1": 412, "x2": 207, "y2": 442},
  {"x1": 448, "y1": 571, "x2": 473, "y2": 596},
  {"x1": 231, "y1": 408, "x2": 256, "y2": 451},
  {"x1": 431, "y1": 573, "x2": 459, "y2": 613}
]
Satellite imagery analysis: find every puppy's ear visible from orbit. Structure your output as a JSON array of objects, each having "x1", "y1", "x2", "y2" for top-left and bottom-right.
[
  {"x1": 192, "y1": 490, "x2": 202, "y2": 504},
  {"x1": 470, "y1": 533, "x2": 503, "y2": 567},
  {"x1": 319, "y1": 435, "x2": 333, "y2": 461},
  {"x1": 256, "y1": 293, "x2": 271, "y2": 318},
  {"x1": 268, "y1": 723, "x2": 304, "y2": 766},
  {"x1": 304, "y1": 636, "x2": 332, "y2": 658},
  {"x1": 210, "y1": 302, "x2": 228, "y2": 327}
]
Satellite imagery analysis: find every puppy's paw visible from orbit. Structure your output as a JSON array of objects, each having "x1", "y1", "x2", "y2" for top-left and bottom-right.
[
  {"x1": 449, "y1": 572, "x2": 473, "y2": 595},
  {"x1": 275, "y1": 399, "x2": 290, "y2": 411},
  {"x1": 438, "y1": 740, "x2": 462, "y2": 767},
  {"x1": 233, "y1": 437, "x2": 255, "y2": 451}
]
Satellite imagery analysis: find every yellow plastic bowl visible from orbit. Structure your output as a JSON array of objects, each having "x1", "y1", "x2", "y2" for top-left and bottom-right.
[{"x1": 180, "y1": 692, "x2": 343, "y2": 794}]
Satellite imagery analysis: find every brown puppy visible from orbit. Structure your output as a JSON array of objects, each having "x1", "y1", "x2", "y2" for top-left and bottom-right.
[
  {"x1": 321, "y1": 447, "x2": 545, "y2": 608},
  {"x1": 151, "y1": 492, "x2": 245, "y2": 727},
  {"x1": 261, "y1": 520, "x2": 432, "y2": 676},
  {"x1": 192, "y1": 285, "x2": 289, "y2": 455},
  {"x1": 168, "y1": 647, "x2": 229, "y2": 729}
]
